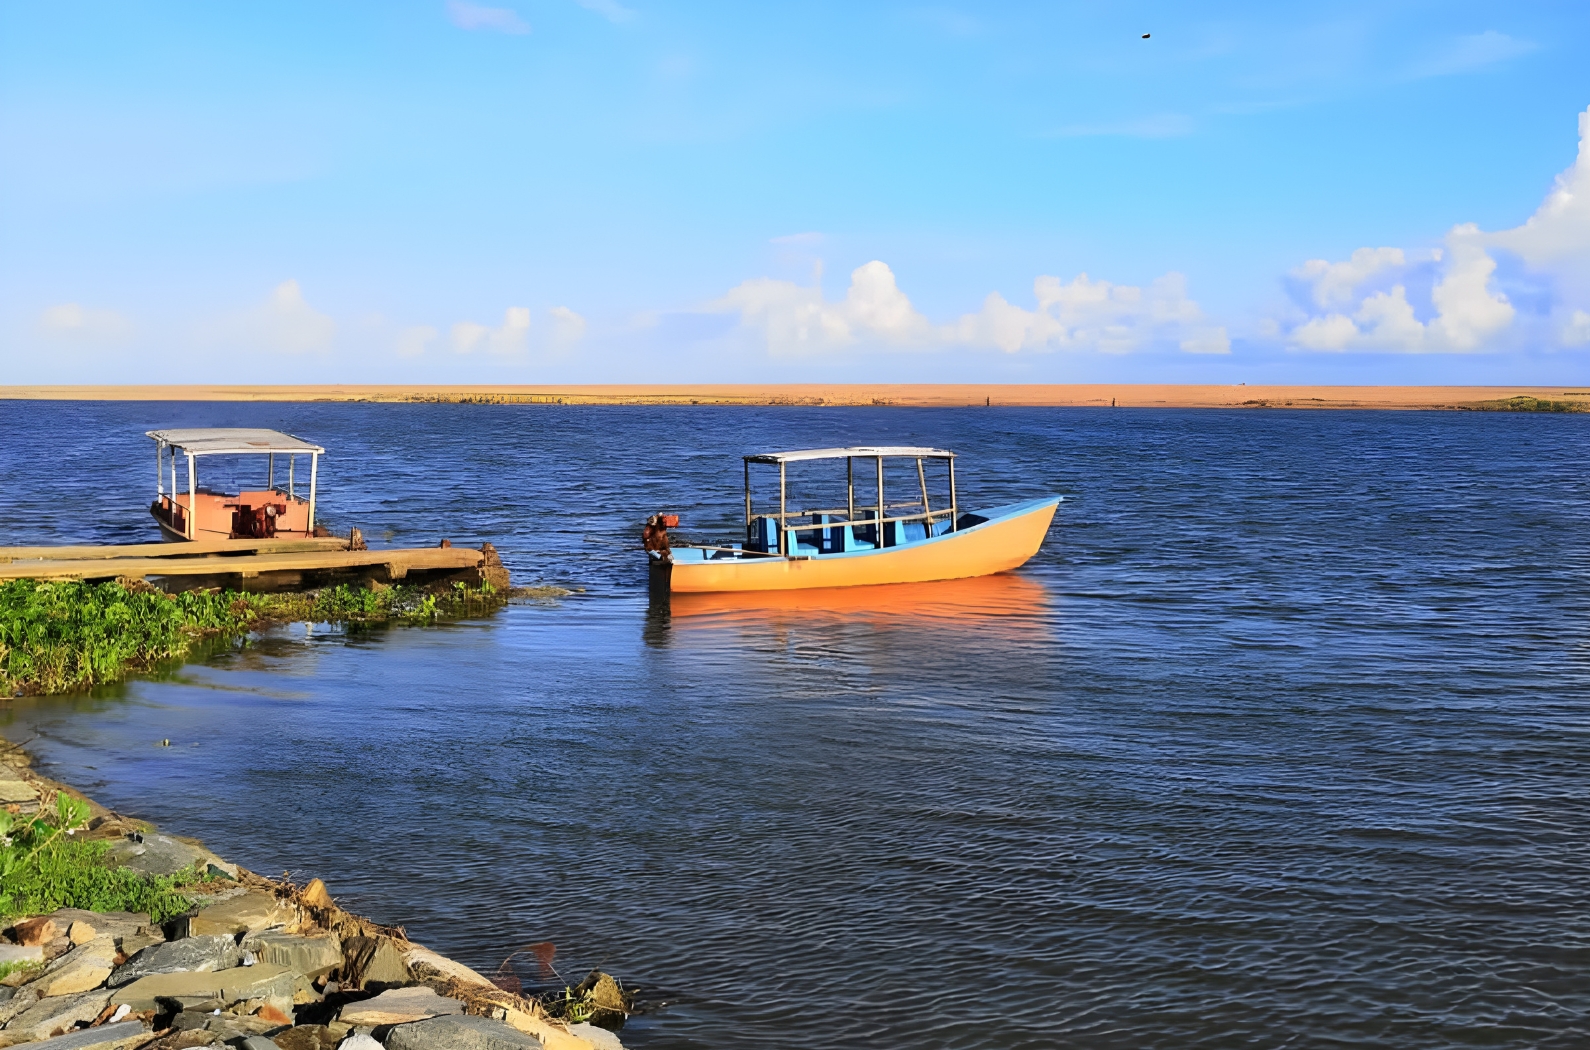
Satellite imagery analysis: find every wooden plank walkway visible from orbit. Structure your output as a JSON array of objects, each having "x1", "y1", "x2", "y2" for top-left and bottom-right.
[
  {"x1": 0, "y1": 537, "x2": 351, "y2": 563},
  {"x1": 0, "y1": 545, "x2": 484, "y2": 582}
]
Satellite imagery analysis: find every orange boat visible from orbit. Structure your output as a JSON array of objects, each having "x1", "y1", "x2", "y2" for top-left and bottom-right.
[
  {"x1": 647, "y1": 446, "x2": 1059, "y2": 593},
  {"x1": 148, "y1": 428, "x2": 325, "y2": 541}
]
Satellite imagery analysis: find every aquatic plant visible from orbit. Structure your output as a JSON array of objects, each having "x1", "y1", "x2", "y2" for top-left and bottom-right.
[{"x1": 0, "y1": 578, "x2": 516, "y2": 696}]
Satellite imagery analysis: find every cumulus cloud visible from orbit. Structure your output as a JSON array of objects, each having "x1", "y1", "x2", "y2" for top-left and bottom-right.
[
  {"x1": 446, "y1": 1, "x2": 530, "y2": 34},
  {"x1": 451, "y1": 306, "x2": 530, "y2": 355},
  {"x1": 37, "y1": 302, "x2": 133, "y2": 340},
  {"x1": 547, "y1": 306, "x2": 588, "y2": 348},
  {"x1": 1280, "y1": 105, "x2": 1590, "y2": 353},
  {"x1": 222, "y1": 279, "x2": 335, "y2": 354},
  {"x1": 713, "y1": 260, "x2": 1226, "y2": 356},
  {"x1": 448, "y1": 306, "x2": 584, "y2": 355},
  {"x1": 397, "y1": 325, "x2": 437, "y2": 359},
  {"x1": 1565, "y1": 310, "x2": 1590, "y2": 347}
]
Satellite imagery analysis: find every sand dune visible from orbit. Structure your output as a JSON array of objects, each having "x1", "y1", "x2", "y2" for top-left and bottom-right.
[{"x1": 3, "y1": 383, "x2": 1588, "y2": 410}]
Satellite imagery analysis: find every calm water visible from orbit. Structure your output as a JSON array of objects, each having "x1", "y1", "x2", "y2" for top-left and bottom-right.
[{"x1": 3, "y1": 401, "x2": 1589, "y2": 1049}]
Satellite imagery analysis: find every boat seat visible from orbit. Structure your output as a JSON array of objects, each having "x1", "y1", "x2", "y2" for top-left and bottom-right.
[
  {"x1": 930, "y1": 518, "x2": 953, "y2": 537},
  {"x1": 884, "y1": 521, "x2": 928, "y2": 546},
  {"x1": 747, "y1": 516, "x2": 780, "y2": 553}
]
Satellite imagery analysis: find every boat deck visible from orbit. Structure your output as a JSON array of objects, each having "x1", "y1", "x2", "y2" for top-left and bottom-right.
[{"x1": 0, "y1": 536, "x2": 505, "y2": 592}]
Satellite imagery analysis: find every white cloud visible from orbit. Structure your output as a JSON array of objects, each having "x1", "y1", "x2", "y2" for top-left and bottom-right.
[
  {"x1": 713, "y1": 260, "x2": 1225, "y2": 356},
  {"x1": 37, "y1": 302, "x2": 133, "y2": 340},
  {"x1": 1291, "y1": 247, "x2": 1406, "y2": 308},
  {"x1": 1408, "y1": 31, "x2": 1536, "y2": 79},
  {"x1": 1280, "y1": 105, "x2": 1590, "y2": 353},
  {"x1": 451, "y1": 306, "x2": 531, "y2": 355},
  {"x1": 1487, "y1": 107, "x2": 1590, "y2": 274},
  {"x1": 397, "y1": 325, "x2": 437, "y2": 359},
  {"x1": 574, "y1": 0, "x2": 636, "y2": 24},
  {"x1": 241, "y1": 279, "x2": 335, "y2": 354},
  {"x1": 547, "y1": 306, "x2": 587, "y2": 348},
  {"x1": 1565, "y1": 310, "x2": 1590, "y2": 347},
  {"x1": 446, "y1": 1, "x2": 530, "y2": 34}
]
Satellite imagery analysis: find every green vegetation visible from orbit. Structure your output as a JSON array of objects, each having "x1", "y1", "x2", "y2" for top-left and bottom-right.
[
  {"x1": 0, "y1": 791, "x2": 204, "y2": 922},
  {"x1": 1466, "y1": 395, "x2": 1590, "y2": 413},
  {"x1": 1, "y1": 578, "x2": 508, "y2": 696}
]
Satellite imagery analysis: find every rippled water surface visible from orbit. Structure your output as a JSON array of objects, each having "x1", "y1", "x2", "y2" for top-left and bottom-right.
[{"x1": 3, "y1": 401, "x2": 1589, "y2": 1049}]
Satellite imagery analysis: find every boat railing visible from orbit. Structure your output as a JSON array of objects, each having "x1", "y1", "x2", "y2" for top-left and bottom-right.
[{"x1": 773, "y1": 504, "x2": 959, "y2": 554}]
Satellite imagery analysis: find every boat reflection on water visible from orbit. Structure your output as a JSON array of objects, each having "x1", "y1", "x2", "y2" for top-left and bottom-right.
[{"x1": 645, "y1": 571, "x2": 1052, "y2": 649}]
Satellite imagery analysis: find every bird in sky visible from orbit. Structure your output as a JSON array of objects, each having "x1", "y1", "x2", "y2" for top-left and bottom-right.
[{"x1": 1142, "y1": 33, "x2": 1151, "y2": 39}]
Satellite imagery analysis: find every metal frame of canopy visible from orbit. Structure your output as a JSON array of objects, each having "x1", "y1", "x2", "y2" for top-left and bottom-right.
[
  {"x1": 742, "y1": 446, "x2": 959, "y2": 557},
  {"x1": 147, "y1": 428, "x2": 325, "y2": 540}
]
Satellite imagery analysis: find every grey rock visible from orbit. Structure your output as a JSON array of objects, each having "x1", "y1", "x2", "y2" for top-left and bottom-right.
[
  {"x1": 44, "y1": 910, "x2": 152, "y2": 951},
  {"x1": 338, "y1": 985, "x2": 463, "y2": 1026},
  {"x1": 0, "y1": 983, "x2": 40, "y2": 1025},
  {"x1": 238, "y1": 1038, "x2": 281, "y2": 1050},
  {"x1": 3, "y1": 987, "x2": 112, "y2": 1041},
  {"x1": 338, "y1": 1035, "x2": 383, "y2": 1050},
  {"x1": 339, "y1": 936, "x2": 408, "y2": 990},
  {"x1": 108, "y1": 934, "x2": 241, "y2": 987},
  {"x1": 110, "y1": 962, "x2": 295, "y2": 1011},
  {"x1": 241, "y1": 931, "x2": 341, "y2": 977},
  {"x1": 177, "y1": 891, "x2": 292, "y2": 939},
  {"x1": 102, "y1": 832, "x2": 237, "y2": 879},
  {"x1": 169, "y1": 1010, "x2": 286, "y2": 1042},
  {"x1": 0, "y1": 775, "x2": 39, "y2": 804},
  {"x1": 36, "y1": 936, "x2": 118, "y2": 997},
  {"x1": 16, "y1": 1020, "x2": 150, "y2": 1049},
  {"x1": 0, "y1": 943, "x2": 44, "y2": 965},
  {"x1": 567, "y1": 1023, "x2": 626, "y2": 1050},
  {"x1": 383, "y1": 1013, "x2": 544, "y2": 1050}
]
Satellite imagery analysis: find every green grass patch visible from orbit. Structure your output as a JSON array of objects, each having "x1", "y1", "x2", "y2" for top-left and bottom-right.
[
  {"x1": 0, "y1": 792, "x2": 204, "y2": 923},
  {"x1": 1, "y1": 578, "x2": 507, "y2": 696},
  {"x1": 0, "y1": 838, "x2": 203, "y2": 923},
  {"x1": 0, "y1": 959, "x2": 41, "y2": 982}
]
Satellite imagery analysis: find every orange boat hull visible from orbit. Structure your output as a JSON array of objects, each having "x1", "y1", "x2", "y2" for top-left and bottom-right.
[{"x1": 667, "y1": 497, "x2": 1058, "y2": 593}]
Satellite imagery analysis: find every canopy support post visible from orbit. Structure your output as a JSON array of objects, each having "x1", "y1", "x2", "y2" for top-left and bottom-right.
[
  {"x1": 289, "y1": 456, "x2": 295, "y2": 500},
  {"x1": 268, "y1": 452, "x2": 275, "y2": 491},
  {"x1": 744, "y1": 459, "x2": 752, "y2": 528},
  {"x1": 847, "y1": 457, "x2": 854, "y2": 521},
  {"x1": 949, "y1": 458, "x2": 958, "y2": 531},
  {"x1": 876, "y1": 456, "x2": 884, "y2": 542},
  {"x1": 308, "y1": 453, "x2": 319, "y2": 536},
  {"x1": 186, "y1": 454, "x2": 196, "y2": 540},
  {"x1": 156, "y1": 441, "x2": 163, "y2": 498},
  {"x1": 917, "y1": 457, "x2": 931, "y2": 528},
  {"x1": 779, "y1": 461, "x2": 787, "y2": 556}
]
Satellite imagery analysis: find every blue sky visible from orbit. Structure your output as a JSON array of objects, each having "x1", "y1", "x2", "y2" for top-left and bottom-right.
[{"x1": 2, "y1": 1, "x2": 1588, "y2": 384}]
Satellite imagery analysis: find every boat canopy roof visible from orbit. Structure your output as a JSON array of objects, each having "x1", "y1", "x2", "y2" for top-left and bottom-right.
[
  {"x1": 746, "y1": 446, "x2": 954, "y2": 464},
  {"x1": 147, "y1": 428, "x2": 324, "y2": 455}
]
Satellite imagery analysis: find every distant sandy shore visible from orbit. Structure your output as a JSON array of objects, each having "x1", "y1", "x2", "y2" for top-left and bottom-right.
[{"x1": 4, "y1": 384, "x2": 1590, "y2": 410}]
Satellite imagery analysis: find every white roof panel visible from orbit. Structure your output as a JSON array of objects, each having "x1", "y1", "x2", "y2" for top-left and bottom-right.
[
  {"x1": 147, "y1": 428, "x2": 324, "y2": 455},
  {"x1": 746, "y1": 446, "x2": 954, "y2": 464}
]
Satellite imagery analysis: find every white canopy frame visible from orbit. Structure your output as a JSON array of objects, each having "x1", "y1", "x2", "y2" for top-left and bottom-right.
[
  {"x1": 743, "y1": 447, "x2": 958, "y2": 556},
  {"x1": 149, "y1": 429, "x2": 324, "y2": 540}
]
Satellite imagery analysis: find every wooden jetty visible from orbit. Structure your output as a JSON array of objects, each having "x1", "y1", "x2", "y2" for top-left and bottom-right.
[{"x1": 0, "y1": 536, "x2": 509, "y2": 593}]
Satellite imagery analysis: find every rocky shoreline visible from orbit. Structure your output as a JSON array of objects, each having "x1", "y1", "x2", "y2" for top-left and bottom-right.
[{"x1": 0, "y1": 734, "x2": 625, "y2": 1050}]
